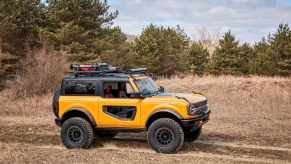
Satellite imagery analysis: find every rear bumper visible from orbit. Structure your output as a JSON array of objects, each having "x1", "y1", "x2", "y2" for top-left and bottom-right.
[
  {"x1": 55, "y1": 118, "x2": 62, "y2": 127},
  {"x1": 181, "y1": 110, "x2": 211, "y2": 127}
]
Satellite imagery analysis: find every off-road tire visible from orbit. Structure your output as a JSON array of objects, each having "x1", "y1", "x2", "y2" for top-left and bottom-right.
[
  {"x1": 184, "y1": 127, "x2": 202, "y2": 142},
  {"x1": 96, "y1": 131, "x2": 118, "y2": 139},
  {"x1": 147, "y1": 118, "x2": 184, "y2": 154},
  {"x1": 61, "y1": 117, "x2": 94, "y2": 149}
]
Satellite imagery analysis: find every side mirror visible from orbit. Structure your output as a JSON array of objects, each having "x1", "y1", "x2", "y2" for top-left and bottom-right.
[{"x1": 159, "y1": 86, "x2": 165, "y2": 92}]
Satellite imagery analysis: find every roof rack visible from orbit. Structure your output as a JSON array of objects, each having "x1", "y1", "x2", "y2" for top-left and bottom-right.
[
  {"x1": 70, "y1": 63, "x2": 110, "y2": 72},
  {"x1": 69, "y1": 63, "x2": 148, "y2": 77},
  {"x1": 127, "y1": 68, "x2": 147, "y2": 74}
]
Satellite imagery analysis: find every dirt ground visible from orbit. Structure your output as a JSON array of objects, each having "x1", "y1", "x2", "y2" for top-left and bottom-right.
[{"x1": 0, "y1": 76, "x2": 291, "y2": 164}]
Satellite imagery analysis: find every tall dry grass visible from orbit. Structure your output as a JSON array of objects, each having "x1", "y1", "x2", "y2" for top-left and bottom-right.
[
  {"x1": 1, "y1": 74, "x2": 291, "y2": 146},
  {"x1": 0, "y1": 90, "x2": 52, "y2": 117},
  {"x1": 6, "y1": 49, "x2": 67, "y2": 98},
  {"x1": 158, "y1": 75, "x2": 291, "y2": 146}
]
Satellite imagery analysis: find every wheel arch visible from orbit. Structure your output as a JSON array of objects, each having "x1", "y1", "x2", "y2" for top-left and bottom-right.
[
  {"x1": 146, "y1": 110, "x2": 183, "y2": 129},
  {"x1": 61, "y1": 108, "x2": 97, "y2": 127}
]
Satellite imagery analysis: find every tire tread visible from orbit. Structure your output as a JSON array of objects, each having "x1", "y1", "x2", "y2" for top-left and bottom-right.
[
  {"x1": 147, "y1": 118, "x2": 184, "y2": 154},
  {"x1": 61, "y1": 117, "x2": 94, "y2": 149}
]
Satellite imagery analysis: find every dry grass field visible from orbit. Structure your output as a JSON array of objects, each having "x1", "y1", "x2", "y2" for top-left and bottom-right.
[{"x1": 0, "y1": 75, "x2": 291, "y2": 164}]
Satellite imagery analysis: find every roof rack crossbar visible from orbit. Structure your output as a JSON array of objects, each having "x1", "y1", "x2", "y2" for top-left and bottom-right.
[
  {"x1": 69, "y1": 63, "x2": 148, "y2": 77},
  {"x1": 127, "y1": 68, "x2": 147, "y2": 74}
]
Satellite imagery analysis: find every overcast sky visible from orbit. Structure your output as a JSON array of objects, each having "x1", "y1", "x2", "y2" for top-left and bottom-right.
[{"x1": 108, "y1": 0, "x2": 291, "y2": 43}]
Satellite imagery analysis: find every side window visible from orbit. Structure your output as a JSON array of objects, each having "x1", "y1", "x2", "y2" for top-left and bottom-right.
[
  {"x1": 103, "y1": 81, "x2": 135, "y2": 98},
  {"x1": 64, "y1": 80, "x2": 96, "y2": 95}
]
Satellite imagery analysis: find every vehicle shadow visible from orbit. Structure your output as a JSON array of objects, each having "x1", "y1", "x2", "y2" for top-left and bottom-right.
[
  {"x1": 95, "y1": 131, "x2": 242, "y2": 152},
  {"x1": 0, "y1": 126, "x2": 239, "y2": 151},
  {"x1": 99, "y1": 133, "x2": 290, "y2": 161},
  {"x1": 1, "y1": 129, "x2": 289, "y2": 161}
]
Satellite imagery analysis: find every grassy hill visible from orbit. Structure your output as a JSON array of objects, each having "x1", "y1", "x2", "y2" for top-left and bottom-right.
[{"x1": 0, "y1": 75, "x2": 290, "y2": 163}]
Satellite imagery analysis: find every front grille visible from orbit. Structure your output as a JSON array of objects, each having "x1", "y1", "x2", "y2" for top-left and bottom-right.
[
  {"x1": 194, "y1": 105, "x2": 208, "y2": 115},
  {"x1": 192, "y1": 100, "x2": 207, "y2": 108},
  {"x1": 189, "y1": 103, "x2": 208, "y2": 115},
  {"x1": 188, "y1": 99, "x2": 208, "y2": 115}
]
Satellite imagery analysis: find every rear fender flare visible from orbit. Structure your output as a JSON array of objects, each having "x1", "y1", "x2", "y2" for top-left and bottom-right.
[{"x1": 61, "y1": 108, "x2": 97, "y2": 127}]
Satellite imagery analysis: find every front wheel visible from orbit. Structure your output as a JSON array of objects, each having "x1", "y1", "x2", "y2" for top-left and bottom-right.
[
  {"x1": 147, "y1": 118, "x2": 184, "y2": 154},
  {"x1": 61, "y1": 117, "x2": 94, "y2": 149}
]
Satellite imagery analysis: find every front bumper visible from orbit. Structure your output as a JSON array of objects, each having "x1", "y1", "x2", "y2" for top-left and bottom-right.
[{"x1": 181, "y1": 110, "x2": 211, "y2": 127}]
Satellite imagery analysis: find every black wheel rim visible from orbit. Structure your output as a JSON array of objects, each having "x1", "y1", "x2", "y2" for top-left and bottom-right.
[
  {"x1": 67, "y1": 126, "x2": 83, "y2": 144},
  {"x1": 155, "y1": 128, "x2": 174, "y2": 145}
]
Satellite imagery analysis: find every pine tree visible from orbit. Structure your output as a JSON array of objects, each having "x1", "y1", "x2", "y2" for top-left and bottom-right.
[
  {"x1": 253, "y1": 37, "x2": 275, "y2": 75},
  {"x1": 99, "y1": 27, "x2": 131, "y2": 67},
  {"x1": 133, "y1": 24, "x2": 189, "y2": 76},
  {"x1": 0, "y1": 0, "x2": 46, "y2": 56},
  {"x1": 211, "y1": 31, "x2": 241, "y2": 75},
  {"x1": 0, "y1": 0, "x2": 46, "y2": 83},
  {"x1": 44, "y1": 0, "x2": 123, "y2": 62},
  {"x1": 253, "y1": 24, "x2": 291, "y2": 76},
  {"x1": 269, "y1": 24, "x2": 291, "y2": 76},
  {"x1": 187, "y1": 42, "x2": 209, "y2": 75},
  {"x1": 237, "y1": 43, "x2": 255, "y2": 74}
]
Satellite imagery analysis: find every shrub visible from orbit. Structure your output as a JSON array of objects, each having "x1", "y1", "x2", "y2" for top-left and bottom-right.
[{"x1": 8, "y1": 49, "x2": 66, "y2": 98}]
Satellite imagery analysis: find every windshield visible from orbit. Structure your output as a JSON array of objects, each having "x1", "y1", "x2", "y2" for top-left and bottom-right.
[{"x1": 135, "y1": 77, "x2": 159, "y2": 95}]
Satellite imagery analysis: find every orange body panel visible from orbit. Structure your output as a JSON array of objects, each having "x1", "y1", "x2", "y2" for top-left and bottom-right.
[{"x1": 58, "y1": 76, "x2": 206, "y2": 129}]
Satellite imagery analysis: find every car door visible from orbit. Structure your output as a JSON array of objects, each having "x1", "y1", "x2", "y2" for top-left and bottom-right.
[
  {"x1": 98, "y1": 80, "x2": 142, "y2": 128},
  {"x1": 60, "y1": 79, "x2": 100, "y2": 124}
]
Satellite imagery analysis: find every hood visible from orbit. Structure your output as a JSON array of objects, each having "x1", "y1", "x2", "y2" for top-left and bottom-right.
[
  {"x1": 174, "y1": 93, "x2": 207, "y2": 104},
  {"x1": 155, "y1": 92, "x2": 207, "y2": 104}
]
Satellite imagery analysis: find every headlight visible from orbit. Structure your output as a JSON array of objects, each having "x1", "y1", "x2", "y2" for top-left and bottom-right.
[{"x1": 188, "y1": 104, "x2": 195, "y2": 115}]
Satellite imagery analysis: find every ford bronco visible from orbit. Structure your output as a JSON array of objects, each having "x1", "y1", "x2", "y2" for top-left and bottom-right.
[{"x1": 52, "y1": 63, "x2": 210, "y2": 153}]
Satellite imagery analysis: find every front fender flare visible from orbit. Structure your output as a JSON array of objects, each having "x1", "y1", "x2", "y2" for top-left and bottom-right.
[
  {"x1": 145, "y1": 109, "x2": 183, "y2": 128},
  {"x1": 149, "y1": 109, "x2": 183, "y2": 120}
]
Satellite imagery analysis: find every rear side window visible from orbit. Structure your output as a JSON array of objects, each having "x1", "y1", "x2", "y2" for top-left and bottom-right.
[{"x1": 63, "y1": 80, "x2": 96, "y2": 95}]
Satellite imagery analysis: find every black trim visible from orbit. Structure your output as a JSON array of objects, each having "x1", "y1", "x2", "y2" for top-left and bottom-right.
[
  {"x1": 52, "y1": 89, "x2": 61, "y2": 117},
  {"x1": 95, "y1": 127, "x2": 146, "y2": 132},
  {"x1": 181, "y1": 110, "x2": 211, "y2": 127},
  {"x1": 147, "y1": 109, "x2": 183, "y2": 121},
  {"x1": 145, "y1": 109, "x2": 184, "y2": 129},
  {"x1": 95, "y1": 80, "x2": 103, "y2": 96},
  {"x1": 55, "y1": 118, "x2": 62, "y2": 127},
  {"x1": 188, "y1": 104, "x2": 208, "y2": 115}
]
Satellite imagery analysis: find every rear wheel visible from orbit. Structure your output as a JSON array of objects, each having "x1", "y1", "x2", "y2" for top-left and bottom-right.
[
  {"x1": 147, "y1": 118, "x2": 184, "y2": 154},
  {"x1": 184, "y1": 127, "x2": 202, "y2": 142},
  {"x1": 61, "y1": 117, "x2": 94, "y2": 149}
]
